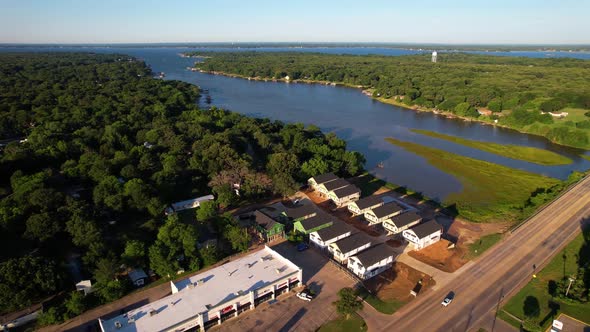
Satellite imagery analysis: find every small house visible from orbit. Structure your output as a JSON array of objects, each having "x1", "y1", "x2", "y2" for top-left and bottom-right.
[
  {"x1": 402, "y1": 219, "x2": 443, "y2": 250},
  {"x1": 308, "y1": 173, "x2": 339, "y2": 189},
  {"x1": 477, "y1": 109, "x2": 493, "y2": 116},
  {"x1": 329, "y1": 185, "x2": 361, "y2": 207},
  {"x1": 75, "y1": 280, "x2": 94, "y2": 295},
  {"x1": 253, "y1": 210, "x2": 285, "y2": 243},
  {"x1": 318, "y1": 178, "x2": 350, "y2": 195},
  {"x1": 293, "y1": 212, "x2": 333, "y2": 234},
  {"x1": 309, "y1": 222, "x2": 354, "y2": 249},
  {"x1": 128, "y1": 268, "x2": 148, "y2": 287},
  {"x1": 329, "y1": 232, "x2": 373, "y2": 264},
  {"x1": 282, "y1": 204, "x2": 317, "y2": 222},
  {"x1": 197, "y1": 224, "x2": 218, "y2": 249},
  {"x1": 364, "y1": 202, "x2": 403, "y2": 225},
  {"x1": 347, "y1": 243, "x2": 396, "y2": 280},
  {"x1": 383, "y1": 211, "x2": 422, "y2": 235},
  {"x1": 347, "y1": 195, "x2": 384, "y2": 215}
]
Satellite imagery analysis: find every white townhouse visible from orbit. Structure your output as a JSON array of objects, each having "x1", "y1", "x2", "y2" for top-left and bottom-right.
[
  {"x1": 382, "y1": 211, "x2": 422, "y2": 235},
  {"x1": 347, "y1": 243, "x2": 396, "y2": 280},
  {"x1": 364, "y1": 202, "x2": 403, "y2": 225},
  {"x1": 347, "y1": 195, "x2": 384, "y2": 215},
  {"x1": 309, "y1": 222, "x2": 354, "y2": 249},
  {"x1": 402, "y1": 219, "x2": 443, "y2": 250},
  {"x1": 308, "y1": 172, "x2": 339, "y2": 190},
  {"x1": 329, "y1": 232, "x2": 373, "y2": 264},
  {"x1": 329, "y1": 184, "x2": 361, "y2": 207}
]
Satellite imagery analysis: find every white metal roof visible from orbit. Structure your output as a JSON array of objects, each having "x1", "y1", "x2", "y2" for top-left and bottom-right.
[{"x1": 100, "y1": 246, "x2": 300, "y2": 332}]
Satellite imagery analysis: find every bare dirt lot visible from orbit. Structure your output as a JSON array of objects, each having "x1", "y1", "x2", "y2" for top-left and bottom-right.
[
  {"x1": 365, "y1": 262, "x2": 435, "y2": 303},
  {"x1": 408, "y1": 239, "x2": 465, "y2": 273},
  {"x1": 408, "y1": 217, "x2": 509, "y2": 272}
]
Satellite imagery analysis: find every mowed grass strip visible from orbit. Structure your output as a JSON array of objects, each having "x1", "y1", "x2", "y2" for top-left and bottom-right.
[
  {"x1": 356, "y1": 287, "x2": 405, "y2": 315},
  {"x1": 411, "y1": 129, "x2": 572, "y2": 166},
  {"x1": 385, "y1": 137, "x2": 560, "y2": 223},
  {"x1": 317, "y1": 313, "x2": 368, "y2": 332},
  {"x1": 502, "y1": 229, "x2": 590, "y2": 330}
]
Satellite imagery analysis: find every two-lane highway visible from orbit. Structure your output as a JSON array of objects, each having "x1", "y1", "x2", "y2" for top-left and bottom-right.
[{"x1": 376, "y1": 176, "x2": 590, "y2": 332}]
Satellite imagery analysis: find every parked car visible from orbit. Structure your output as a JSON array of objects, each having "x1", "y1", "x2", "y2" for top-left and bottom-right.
[
  {"x1": 441, "y1": 291, "x2": 455, "y2": 306},
  {"x1": 296, "y1": 243, "x2": 309, "y2": 252},
  {"x1": 296, "y1": 290, "x2": 315, "y2": 301}
]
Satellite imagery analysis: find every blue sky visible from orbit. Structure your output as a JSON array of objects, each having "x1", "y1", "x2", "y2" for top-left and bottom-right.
[{"x1": 1, "y1": 0, "x2": 588, "y2": 44}]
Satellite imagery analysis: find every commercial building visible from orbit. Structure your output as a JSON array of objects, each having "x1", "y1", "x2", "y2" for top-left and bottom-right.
[{"x1": 98, "y1": 246, "x2": 302, "y2": 332}]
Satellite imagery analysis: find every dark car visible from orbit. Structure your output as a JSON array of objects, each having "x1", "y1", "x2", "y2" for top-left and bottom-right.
[{"x1": 296, "y1": 243, "x2": 309, "y2": 252}]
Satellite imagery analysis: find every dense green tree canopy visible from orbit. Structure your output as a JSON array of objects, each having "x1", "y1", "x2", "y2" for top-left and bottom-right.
[{"x1": 0, "y1": 53, "x2": 364, "y2": 315}]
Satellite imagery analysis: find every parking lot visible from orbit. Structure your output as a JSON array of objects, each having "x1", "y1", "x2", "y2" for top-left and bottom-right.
[{"x1": 211, "y1": 242, "x2": 355, "y2": 332}]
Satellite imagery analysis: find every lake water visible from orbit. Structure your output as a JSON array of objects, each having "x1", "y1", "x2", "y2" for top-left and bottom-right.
[{"x1": 2, "y1": 46, "x2": 589, "y2": 201}]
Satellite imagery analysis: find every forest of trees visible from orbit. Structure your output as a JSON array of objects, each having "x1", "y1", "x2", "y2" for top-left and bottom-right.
[
  {"x1": 193, "y1": 52, "x2": 590, "y2": 148},
  {"x1": 0, "y1": 53, "x2": 364, "y2": 321}
]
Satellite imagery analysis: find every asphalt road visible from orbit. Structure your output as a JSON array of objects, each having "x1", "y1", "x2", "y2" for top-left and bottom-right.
[{"x1": 371, "y1": 176, "x2": 590, "y2": 332}]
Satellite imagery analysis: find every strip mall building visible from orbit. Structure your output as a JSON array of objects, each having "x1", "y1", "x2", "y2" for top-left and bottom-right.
[{"x1": 99, "y1": 246, "x2": 302, "y2": 332}]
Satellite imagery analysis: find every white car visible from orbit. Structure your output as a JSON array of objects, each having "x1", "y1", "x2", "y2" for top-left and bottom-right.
[
  {"x1": 296, "y1": 291, "x2": 314, "y2": 301},
  {"x1": 441, "y1": 291, "x2": 455, "y2": 306}
]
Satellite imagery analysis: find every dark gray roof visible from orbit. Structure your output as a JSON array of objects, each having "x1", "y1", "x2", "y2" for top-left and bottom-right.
[
  {"x1": 254, "y1": 210, "x2": 278, "y2": 231},
  {"x1": 332, "y1": 185, "x2": 361, "y2": 199},
  {"x1": 371, "y1": 202, "x2": 403, "y2": 219},
  {"x1": 299, "y1": 213, "x2": 333, "y2": 231},
  {"x1": 332, "y1": 232, "x2": 372, "y2": 254},
  {"x1": 353, "y1": 244, "x2": 396, "y2": 267},
  {"x1": 354, "y1": 195, "x2": 384, "y2": 210},
  {"x1": 410, "y1": 219, "x2": 442, "y2": 239},
  {"x1": 323, "y1": 178, "x2": 350, "y2": 192},
  {"x1": 311, "y1": 173, "x2": 339, "y2": 185},
  {"x1": 389, "y1": 212, "x2": 422, "y2": 228},
  {"x1": 285, "y1": 204, "x2": 317, "y2": 220},
  {"x1": 315, "y1": 222, "x2": 353, "y2": 241}
]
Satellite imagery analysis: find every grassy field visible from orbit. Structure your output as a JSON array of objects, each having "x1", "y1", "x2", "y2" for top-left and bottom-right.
[
  {"x1": 501, "y1": 228, "x2": 590, "y2": 331},
  {"x1": 318, "y1": 313, "x2": 367, "y2": 332},
  {"x1": 385, "y1": 137, "x2": 562, "y2": 223},
  {"x1": 466, "y1": 233, "x2": 503, "y2": 259},
  {"x1": 411, "y1": 129, "x2": 572, "y2": 166},
  {"x1": 356, "y1": 287, "x2": 406, "y2": 314}
]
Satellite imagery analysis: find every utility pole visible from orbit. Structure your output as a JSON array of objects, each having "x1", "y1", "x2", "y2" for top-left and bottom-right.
[{"x1": 565, "y1": 277, "x2": 575, "y2": 296}]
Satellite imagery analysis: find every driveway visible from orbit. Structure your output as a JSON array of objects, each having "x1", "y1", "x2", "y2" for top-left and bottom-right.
[{"x1": 212, "y1": 242, "x2": 355, "y2": 332}]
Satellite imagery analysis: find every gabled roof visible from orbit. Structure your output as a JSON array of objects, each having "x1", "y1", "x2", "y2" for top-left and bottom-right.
[
  {"x1": 310, "y1": 173, "x2": 339, "y2": 185},
  {"x1": 298, "y1": 213, "x2": 333, "y2": 231},
  {"x1": 353, "y1": 243, "x2": 396, "y2": 267},
  {"x1": 371, "y1": 202, "x2": 403, "y2": 219},
  {"x1": 285, "y1": 204, "x2": 317, "y2": 220},
  {"x1": 254, "y1": 210, "x2": 279, "y2": 231},
  {"x1": 332, "y1": 232, "x2": 373, "y2": 254},
  {"x1": 332, "y1": 185, "x2": 361, "y2": 199},
  {"x1": 314, "y1": 222, "x2": 354, "y2": 242},
  {"x1": 410, "y1": 219, "x2": 442, "y2": 239},
  {"x1": 128, "y1": 269, "x2": 148, "y2": 283},
  {"x1": 353, "y1": 195, "x2": 384, "y2": 210},
  {"x1": 323, "y1": 178, "x2": 350, "y2": 192},
  {"x1": 388, "y1": 212, "x2": 422, "y2": 228}
]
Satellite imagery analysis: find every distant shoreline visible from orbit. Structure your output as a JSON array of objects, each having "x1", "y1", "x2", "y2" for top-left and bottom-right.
[{"x1": 191, "y1": 66, "x2": 587, "y2": 150}]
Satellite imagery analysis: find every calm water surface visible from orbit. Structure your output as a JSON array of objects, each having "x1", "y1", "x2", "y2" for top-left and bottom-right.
[{"x1": 2, "y1": 46, "x2": 589, "y2": 200}]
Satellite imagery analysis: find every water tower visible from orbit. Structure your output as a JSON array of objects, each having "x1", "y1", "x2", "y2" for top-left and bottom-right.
[{"x1": 431, "y1": 51, "x2": 438, "y2": 63}]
